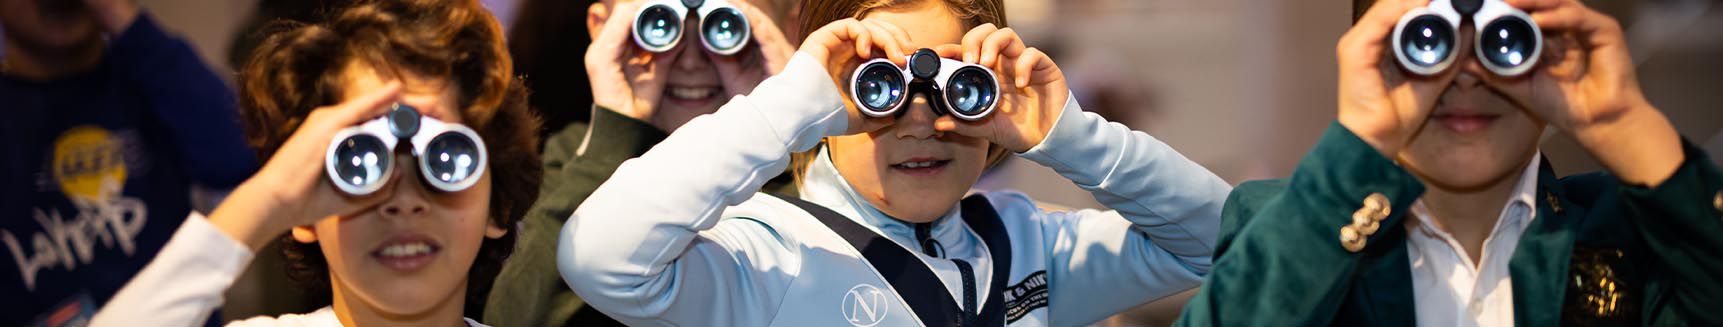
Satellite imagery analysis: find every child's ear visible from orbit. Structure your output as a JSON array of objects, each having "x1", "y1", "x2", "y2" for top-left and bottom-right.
[
  {"x1": 484, "y1": 218, "x2": 509, "y2": 239},
  {"x1": 291, "y1": 225, "x2": 319, "y2": 243}
]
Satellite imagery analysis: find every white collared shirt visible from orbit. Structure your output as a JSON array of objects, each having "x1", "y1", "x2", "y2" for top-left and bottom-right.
[{"x1": 1405, "y1": 154, "x2": 1541, "y2": 327}]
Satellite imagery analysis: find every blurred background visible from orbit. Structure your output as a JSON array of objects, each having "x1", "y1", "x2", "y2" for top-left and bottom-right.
[{"x1": 8, "y1": 0, "x2": 1718, "y2": 325}]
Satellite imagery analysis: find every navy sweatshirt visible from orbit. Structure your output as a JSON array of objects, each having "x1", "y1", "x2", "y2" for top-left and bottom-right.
[{"x1": 0, "y1": 13, "x2": 257, "y2": 326}]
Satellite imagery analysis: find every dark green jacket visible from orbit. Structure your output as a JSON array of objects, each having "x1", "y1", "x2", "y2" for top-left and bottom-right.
[
  {"x1": 1178, "y1": 122, "x2": 1723, "y2": 326},
  {"x1": 481, "y1": 107, "x2": 797, "y2": 327}
]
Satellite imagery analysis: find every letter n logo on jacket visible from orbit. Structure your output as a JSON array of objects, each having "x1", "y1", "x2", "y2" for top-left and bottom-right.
[{"x1": 842, "y1": 284, "x2": 889, "y2": 326}]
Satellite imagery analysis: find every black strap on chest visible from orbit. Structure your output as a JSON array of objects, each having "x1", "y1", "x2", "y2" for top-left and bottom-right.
[{"x1": 772, "y1": 194, "x2": 1012, "y2": 326}]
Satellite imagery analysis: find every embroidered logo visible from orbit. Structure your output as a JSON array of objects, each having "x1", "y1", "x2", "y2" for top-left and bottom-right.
[
  {"x1": 841, "y1": 284, "x2": 889, "y2": 326},
  {"x1": 1003, "y1": 270, "x2": 1049, "y2": 323}
]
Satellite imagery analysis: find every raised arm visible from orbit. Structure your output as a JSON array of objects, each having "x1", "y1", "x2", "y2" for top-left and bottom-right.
[
  {"x1": 1014, "y1": 93, "x2": 1232, "y2": 324},
  {"x1": 555, "y1": 19, "x2": 915, "y2": 326}
]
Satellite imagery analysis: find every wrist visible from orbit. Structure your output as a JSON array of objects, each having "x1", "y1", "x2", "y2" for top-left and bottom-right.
[
  {"x1": 1337, "y1": 112, "x2": 1403, "y2": 157},
  {"x1": 1570, "y1": 102, "x2": 1684, "y2": 186},
  {"x1": 207, "y1": 181, "x2": 286, "y2": 250}
]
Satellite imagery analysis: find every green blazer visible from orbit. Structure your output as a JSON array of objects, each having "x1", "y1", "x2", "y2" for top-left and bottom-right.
[
  {"x1": 480, "y1": 107, "x2": 797, "y2": 327},
  {"x1": 1177, "y1": 122, "x2": 1723, "y2": 326}
]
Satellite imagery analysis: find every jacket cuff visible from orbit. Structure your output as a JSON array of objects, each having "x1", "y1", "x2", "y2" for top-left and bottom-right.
[
  {"x1": 179, "y1": 212, "x2": 256, "y2": 275},
  {"x1": 1620, "y1": 138, "x2": 1723, "y2": 229},
  {"x1": 1282, "y1": 122, "x2": 1426, "y2": 248}
]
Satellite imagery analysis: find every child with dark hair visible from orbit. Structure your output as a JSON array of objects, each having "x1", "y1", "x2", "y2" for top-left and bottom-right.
[{"x1": 86, "y1": 0, "x2": 542, "y2": 325}]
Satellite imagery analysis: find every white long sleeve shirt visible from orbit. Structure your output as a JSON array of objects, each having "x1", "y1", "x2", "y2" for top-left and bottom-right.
[
  {"x1": 557, "y1": 52, "x2": 1232, "y2": 326},
  {"x1": 87, "y1": 213, "x2": 487, "y2": 327}
]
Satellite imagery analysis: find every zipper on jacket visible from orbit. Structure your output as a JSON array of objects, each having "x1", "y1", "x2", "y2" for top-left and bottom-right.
[
  {"x1": 919, "y1": 222, "x2": 976, "y2": 326},
  {"x1": 953, "y1": 259, "x2": 978, "y2": 327}
]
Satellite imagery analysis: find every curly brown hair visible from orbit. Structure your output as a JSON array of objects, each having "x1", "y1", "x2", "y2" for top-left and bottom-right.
[{"x1": 234, "y1": 0, "x2": 541, "y2": 317}]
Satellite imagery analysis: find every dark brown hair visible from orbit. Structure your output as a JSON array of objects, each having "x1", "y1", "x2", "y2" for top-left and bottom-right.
[
  {"x1": 790, "y1": 0, "x2": 1012, "y2": 184},
  {"x1": 235, "y1": 0, "x2": 541, "y2": 316}
]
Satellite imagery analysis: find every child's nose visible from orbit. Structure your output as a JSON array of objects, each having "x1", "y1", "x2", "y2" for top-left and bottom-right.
[
  {"x1": 672, "y1": 16, "x2": 709, "y2": 71},
  {"x1": 894, "y1": 96, "x2": 942, "y2": 139},
  {"x1": 378, "y1": 153, "x2": 430, "y2": 219}
]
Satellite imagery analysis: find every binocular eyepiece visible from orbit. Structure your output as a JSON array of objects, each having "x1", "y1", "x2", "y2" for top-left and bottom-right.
[
  {"x1": 1392, "y1": 0, "x2": 1541, "y2": 77},
  {"x1": 325, "y1": 103, "x2": 488, "y2": 195},
  {"x1": 632, "y1": 0, "x2": 750, "y2": 55}
]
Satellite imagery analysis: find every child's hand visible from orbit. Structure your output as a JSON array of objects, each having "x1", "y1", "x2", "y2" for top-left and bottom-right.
[
  {"x1": 586, "y1": 1, "x2": 674, "y2": 125},
  {"x1": 933, "y1": 24, "x2": 1067, "y2": 153},
  {"x1": 1335, "y1": 0, "x2": 1457, "y2": 157},
  {"x1": 208, "y1": 83, "x2": 403, "y2": 250},
  {"x1": 1491, "y1": 0, "x2": 1646, "y2": 132},
  {"x1": 1492, "y1": 0, "x2": 1682, "y2": 185},
  {"x1": 83, "y1": 0, "x2": 140, "y2": 35},
  {"x1": 708, "y1": 1, "x2": 796, "y2": 96},
  {"x1": 799, "y1": 18, "x2": 915, "y2": 135}
]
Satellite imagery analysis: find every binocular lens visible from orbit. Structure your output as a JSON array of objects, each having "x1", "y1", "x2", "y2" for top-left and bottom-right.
[
  {"x1": 946, "y1": 68, "x2": 996, "y2": 116},
  {"x1": 1399, "y1": 15, "x2": 1455, "y2": 68},
  {"x1": 332, "y1": 135, "x2": 391, "y2": 190},
  {"x1": 856, "y1": 63, "x2": 905, "y2": 112},
  {"x1": 702, "y1": 8, "x2": 747, "y2": 52},
  {"x1": 1478, "y1": 17, "x2": 1536, "y2": 69},
  {"x1": 636, "y1": 5, "x2": 682, "y2": 48},
  {"x1": 423, "y1": 133, "x2": 481, "y2": 185}
]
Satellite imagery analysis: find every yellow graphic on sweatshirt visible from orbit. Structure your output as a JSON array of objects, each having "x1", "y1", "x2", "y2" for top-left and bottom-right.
[
  {"x1": 2, "y1": 125, "x2": 149, "y2": 292},
  {"x1": 51, "y1": 126, "x2": 126, "y2": 202}
]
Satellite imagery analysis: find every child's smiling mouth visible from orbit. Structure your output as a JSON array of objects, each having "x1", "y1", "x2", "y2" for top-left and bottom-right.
[
  {"x1": 372, "y1": 233, "x2": 442, "y2": 272},
  {"x1": 890, "y1": 157, "x2": 951, "y2": 177}
]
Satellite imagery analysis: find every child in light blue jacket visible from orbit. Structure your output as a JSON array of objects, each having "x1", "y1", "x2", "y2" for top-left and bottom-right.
[{"x1": 558, "y1": 0, "x2": 1232, "y2": 325}]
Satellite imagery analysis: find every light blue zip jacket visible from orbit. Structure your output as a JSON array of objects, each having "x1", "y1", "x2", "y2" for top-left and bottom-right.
[{"x1": 557, "y1": 53, "x2": 1231, "y2": 326}]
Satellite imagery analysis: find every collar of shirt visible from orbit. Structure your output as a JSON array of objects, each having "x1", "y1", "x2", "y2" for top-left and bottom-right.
[
  {"x1": 799, "y1": 147, "x2": 994, "y2": 307},
  {"x1": 1406, "y1": 153, "x2": 1542, "y2": 254},
  {"x1": 1403, "y1": 152, "x2": 1541, "y2": 327},
  {"x1": 800, "y1": 148, "x2": 986, "y2": 260}
]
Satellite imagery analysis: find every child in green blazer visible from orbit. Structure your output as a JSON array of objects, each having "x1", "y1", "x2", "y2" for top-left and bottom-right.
[{"x1": 1178, "y1": 0, "x2": 1722, "y2": 325}]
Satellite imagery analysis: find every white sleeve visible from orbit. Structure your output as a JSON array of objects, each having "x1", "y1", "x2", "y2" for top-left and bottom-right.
[
  {"x1": 1014, "y1": 94, "x2": 1230, "y2": 324},
  {"x1": 90, "y1": 212, "x2": 254, "y2": 327},
  {"x1": 556, "y1": 52, "x2": 847, "y2": 326}
]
